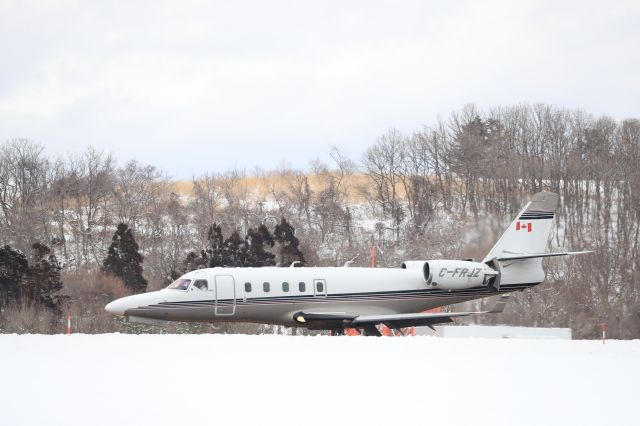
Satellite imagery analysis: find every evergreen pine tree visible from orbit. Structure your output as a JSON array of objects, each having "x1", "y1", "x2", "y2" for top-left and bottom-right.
[
  {"x1": 258, "y1": 224, "x2": 275, "y2": 248},
  {"x1": 182, "y1": 250, "x2": 209, "y2": 272},
  {"x1": 222, "y1": 230, "x2": 246, "y2": 266},
  {"x1": 25, "y1": 243, "x2": 65, "y2": 314},
  {"x1": 102, "y1": 223, "x2": 147, "y2": 293},
  {"x1": 245, "y1": 224, "x2": 276, "y2": 267},
  {"x1": 206, "y1": 223, "x2": 225, "y2": 267},
  {"x1": 0, "y1": 245, "x2": 28, "y2": 308},
  {"x1": 273, "y1": 218, "x2": 305, "y2": 266}
]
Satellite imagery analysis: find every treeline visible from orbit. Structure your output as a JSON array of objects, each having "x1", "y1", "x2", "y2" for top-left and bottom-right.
[
  {"x1": 360, "y1": 104, "x2": 640, "y2": 339},
  {"x1": 1, "y1": 216, "x2": 307, "y2": 334},
  {"x1": 0, "y1": 103, "x2": 638, "y2": 337},
  {"x1": 174, "y1": 220, "x2": 305, "y2": 277}
]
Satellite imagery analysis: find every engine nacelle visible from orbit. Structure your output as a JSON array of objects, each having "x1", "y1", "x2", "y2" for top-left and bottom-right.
[{"x1": 401, "y1": 259, "x2": 496, "y2": 290}]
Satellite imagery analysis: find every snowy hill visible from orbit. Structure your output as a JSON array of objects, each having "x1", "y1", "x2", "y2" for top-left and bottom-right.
[{"x1": 2, "y1": 334, "x2": 638, "y2": 426}]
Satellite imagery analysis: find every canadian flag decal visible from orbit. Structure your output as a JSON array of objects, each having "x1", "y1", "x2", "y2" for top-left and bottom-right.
[{"x1": 516, "y1": 221, "x2": 532, "y2": 232}]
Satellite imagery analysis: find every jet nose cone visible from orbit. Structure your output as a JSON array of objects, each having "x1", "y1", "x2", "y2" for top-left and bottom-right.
[{"x1": 105, "y1": 298, "x2": 127, "y2": 316}]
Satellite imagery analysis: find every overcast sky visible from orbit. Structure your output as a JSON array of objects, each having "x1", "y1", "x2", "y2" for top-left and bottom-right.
[{"x1": 1, "y1": 0, "x2": 638, "y2": 178}]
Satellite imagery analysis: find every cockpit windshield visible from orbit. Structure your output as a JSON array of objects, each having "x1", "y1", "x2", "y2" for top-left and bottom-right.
[{"x1": 166, "y1": 278, "x2": 191, "y2": 290}]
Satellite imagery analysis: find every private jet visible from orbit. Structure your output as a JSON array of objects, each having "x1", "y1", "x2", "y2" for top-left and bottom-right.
[{"x1": 105, "y1": 192, "x2": 590, "y2": 335}]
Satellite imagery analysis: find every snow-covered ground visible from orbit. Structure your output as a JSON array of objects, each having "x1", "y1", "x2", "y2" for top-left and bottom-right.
[{"x1": 1, "y1": 334, "x2": 638, "y2": 426}]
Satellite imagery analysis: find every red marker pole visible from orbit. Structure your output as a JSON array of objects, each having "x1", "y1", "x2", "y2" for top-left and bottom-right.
[
  {"x1": 371, "y1": 236, "x2": 375, "y2": 268},
  {"x1": 67, "y1": 314, "x2": 71, "y2": 336},
  {"x1": 601, "y1": 323, "x2": 606, "y2": 344}
]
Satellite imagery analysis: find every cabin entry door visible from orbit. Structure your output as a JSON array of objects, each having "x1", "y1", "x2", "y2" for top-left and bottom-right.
[{"x1": 214, "y1": 275, "x2": 236, "y2": 315}]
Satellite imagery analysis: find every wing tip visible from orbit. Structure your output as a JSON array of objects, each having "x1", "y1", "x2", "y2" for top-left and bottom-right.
[{"x1": 487, "y1": 295, "x2": 510, "y2": 314}]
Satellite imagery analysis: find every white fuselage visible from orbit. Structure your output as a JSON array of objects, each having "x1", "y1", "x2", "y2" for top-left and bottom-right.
[{"x1": 105, "y1": 266, "x2": 536, "y2": 328}]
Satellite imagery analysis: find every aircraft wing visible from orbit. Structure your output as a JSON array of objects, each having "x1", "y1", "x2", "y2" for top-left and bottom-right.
[
  {"x1": 350, "y1": 295, "x2": 509, "y2": 329},
  {"x1": 294, "y1": 295, "x2": 509, "y2": 333}
]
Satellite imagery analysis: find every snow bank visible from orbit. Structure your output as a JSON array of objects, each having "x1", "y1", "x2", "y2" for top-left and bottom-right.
[
  {"x1": 1, "y1": 334, "x2": 638, "y2": 426},
  {"x1": 430, "y1": 324, "x2": 573, "y2": 339}
]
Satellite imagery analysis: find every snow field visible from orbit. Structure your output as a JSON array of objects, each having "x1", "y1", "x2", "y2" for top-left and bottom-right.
[{"x1": 1, "y1": 334, "x2": 639, "y2": 426}]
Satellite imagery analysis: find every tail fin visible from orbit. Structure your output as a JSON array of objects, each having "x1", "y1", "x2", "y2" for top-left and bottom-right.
[
  {"x1": 484, "y1": 192, "x2": 559, "y2": 261},
  {"x1": 483, "y1": 192, "x2": 559, "y2": 286}
]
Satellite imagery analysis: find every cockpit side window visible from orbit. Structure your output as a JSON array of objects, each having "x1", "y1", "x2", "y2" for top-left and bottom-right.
[
  {"x1": 193, "y1": 280, "x2": 208, "y2": 290},
  {"x1": 166, "y1": 278, "x2": 191, "y2": 290}
]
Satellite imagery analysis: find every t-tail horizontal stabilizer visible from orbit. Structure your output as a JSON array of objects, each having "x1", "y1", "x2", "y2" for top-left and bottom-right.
[{"x1": 496, "y1": 250, "x2": 594, "y2": 261}]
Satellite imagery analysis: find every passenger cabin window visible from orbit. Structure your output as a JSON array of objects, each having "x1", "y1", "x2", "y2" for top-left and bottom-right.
[
  {"x1": 299, "y1": 282, "x2": 306, "y2": 292},
  {"x1": 193, "y1": 280, "x2": 208, "y2": 290},
  {"x1": 263, "y1": 282, "x2": 270, "y2": 292},
  {"x1": 166, "y1": 278, "x2": 191, "y2": 290},
  {"x1": 282, "y1": 282, "x2": 289, "y2": 292},
  {"x1": 316, "y1": 281, "x2": 324, "y2": 293},
  {"x1": 245, "y1": 282, "x2": 252, "y2": 292}
]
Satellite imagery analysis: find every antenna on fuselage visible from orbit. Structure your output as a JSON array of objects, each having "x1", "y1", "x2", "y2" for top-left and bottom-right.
[
  {"x1": 343, "y1": 254, "x2": 360, "y2": 267},
  {"x1": 290, "y1": 261, "x2": 302, "y2": 267}
]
